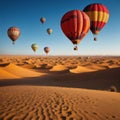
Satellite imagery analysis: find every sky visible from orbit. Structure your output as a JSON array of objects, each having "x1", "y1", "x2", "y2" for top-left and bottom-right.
[{"x1": 0, "y1": 0, "x2": 120, "y2": 56}]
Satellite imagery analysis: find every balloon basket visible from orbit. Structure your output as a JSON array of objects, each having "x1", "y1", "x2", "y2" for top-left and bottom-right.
[
  {"x1": 94, "y1": 37, "x2": 97, "y2": 41},
  {"x1": 74, "y1": 46, "x2": 78, "y2": 51}
]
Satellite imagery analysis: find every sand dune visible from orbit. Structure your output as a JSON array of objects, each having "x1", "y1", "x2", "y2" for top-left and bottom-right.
[
  {"x1": 0, "y1": 63, "x2": 45, "y2": 79},
  {"x1": 40, "y1": 63, "x2": 52, "y2": 69},
  {"x1": 0, "y1": 86, "x2": 120, "y2": 120},
  {"x1": 69, "y1": 65, "x2": 95, "y2": 73},
  {"x1": 85, "y1": 64, "x2": 109, "y2": 71},
  {"x1": 108, "y1": 64, "x2": 120, "y2": 68},
  {"x1": 50, "y1": 64, "x2": 68, "y2": 71},
  {"x1": 0, "y1": 68, "x2": 20, "y2": 79}
]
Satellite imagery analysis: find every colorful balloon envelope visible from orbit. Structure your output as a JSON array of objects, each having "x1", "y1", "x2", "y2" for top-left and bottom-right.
[
  {"x1": 83, "y1": 3, "x2": 109, "y2": 41},
  {"x1": 31, "y1": 43, "x2": 39, "y2": 52},
  {"x1": 40, "y1": 17, "x2": 46, "y2": 24},
  {"x1": 47, "y1": 28, "x2": 53, "y2": 35},
  {"x1": 7, "y1": 27, "x2": 20, "y2": 44},
  {"x1": 44, "y1": 47, "x2": 50, "y2": 54},
  {"x1": 60, "y1": 10, "x2": 90, "y2": 50}
]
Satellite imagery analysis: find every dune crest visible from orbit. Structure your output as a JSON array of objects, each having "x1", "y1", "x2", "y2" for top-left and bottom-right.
[
  {"x1": 69, "y1": 65, "x2": 95, "y2": 73},
  {"x1": 50, "y1": 64, "x2": 68, "y2": 71}
]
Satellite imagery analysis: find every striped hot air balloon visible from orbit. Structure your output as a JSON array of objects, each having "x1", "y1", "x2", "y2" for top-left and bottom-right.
[
  {"x1": 7, "y1": 27, "x2": 20, "y2": 44},
  {"x1": 60, "y1": 10, "x2": 90, "y2": 50},
  {"x1": 83, "y1": 3, "x2": 109, "y2": 41}
]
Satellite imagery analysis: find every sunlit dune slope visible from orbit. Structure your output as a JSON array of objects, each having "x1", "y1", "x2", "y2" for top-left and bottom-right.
[
  {"x1": 50, "y1": 64, "x2": 68, "y2": 71},
  {"x1": 0, "y1": 63, "x2": 45, "y2": 79},
  {"x1": 69, "y1": 65, "x2": 95, "y2": 73}
]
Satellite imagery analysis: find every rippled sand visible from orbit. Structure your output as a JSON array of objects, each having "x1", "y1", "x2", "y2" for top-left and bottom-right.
[{"x1": 0, "y1": 86, "x2": 120, "y2": 120}]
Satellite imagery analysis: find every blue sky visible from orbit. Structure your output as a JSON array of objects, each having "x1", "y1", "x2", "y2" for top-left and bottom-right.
[{"x1": 0, "y1": 0, "x2": 120, "y2": 56}]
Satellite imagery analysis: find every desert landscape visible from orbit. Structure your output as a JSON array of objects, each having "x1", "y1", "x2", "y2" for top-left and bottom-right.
[{"x1": 0, "y1": 55, "x2": 120, "y2": 120}]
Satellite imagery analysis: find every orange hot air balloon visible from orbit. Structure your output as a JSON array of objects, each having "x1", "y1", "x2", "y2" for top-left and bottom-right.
[
  {"x1": 83, "y1": 3, "x2": 109, "y2": 41},
  {"x1": 60, "y1": 10, "x2": 90, "y2": 50},
  {"x1": 40, "y1": 17, "x2": 46, "y2": 24},
  {"x1": 7, "y1": 27, "x2": 20, "y2": 44},
  {"x1": 44, "y1": 47, "x2": 50, "y2": 54}
]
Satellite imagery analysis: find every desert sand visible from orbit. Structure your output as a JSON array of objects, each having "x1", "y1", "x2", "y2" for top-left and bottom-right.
[{"x1": 0, "y1": 55, "x2": 120, "y2": 120}]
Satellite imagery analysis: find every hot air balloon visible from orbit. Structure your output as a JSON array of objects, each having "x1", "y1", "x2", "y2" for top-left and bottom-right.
[
  {"x1": 47, "y1": 28, "x2": 52, "y2": 35},
  {"x1": 44, "y1": 47, "x2": 50, "y2": 54},
  {"x1": 60, "y1": 10, "x2": 90, "y2": 50},
  {"x1": 31, "y1": 43, "x2": 39, "y2": 52},
  {"x1": 40, "y1": 17, "x2": 46, "y2": 24},
  {"x1": 83, "y1": 3, "x2": 109, "y2": 41},
  {"x1": 7, "y1": 27, "x2": 20, "y2": 44}
]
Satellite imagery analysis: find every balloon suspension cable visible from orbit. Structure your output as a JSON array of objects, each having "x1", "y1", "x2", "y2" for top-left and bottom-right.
[{"x1": 74, "y1": 45, "x2": 78, "y2": 51}]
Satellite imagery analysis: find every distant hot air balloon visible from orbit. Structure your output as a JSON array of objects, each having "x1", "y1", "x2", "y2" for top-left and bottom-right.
[
  {"x1": 31, "y1": 43, "x2": 39, "y2": 52},
  {"x1": 60, "y1": 10, "x2": 90, "y2": 50},
  {"x1": 83, "y1": 3, "x2": 109, "y2": 41},
  {"x1": 44, "y1": 47, "x2": 50, "y2": 54},
  {"x1": 40, "y1": 17, "x2": 46, "y2": 24},
  {"x1": 7, "y1": 27, "x2": 20, "y2": 44},
  {"x1": 47, "y1": 28, "x2": 52, "y2": 35}
]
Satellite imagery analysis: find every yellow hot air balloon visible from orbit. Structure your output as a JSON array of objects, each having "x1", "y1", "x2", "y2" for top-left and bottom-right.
[
  {"x1": 7, "y1": 26, "x2": 20, "y2": 44},
  {"x1": 31, "y1": 43, "x2": 39, "y2": 52},
  {"x1": 47, "y1": 28, "x2": 52, "y2": 35}
]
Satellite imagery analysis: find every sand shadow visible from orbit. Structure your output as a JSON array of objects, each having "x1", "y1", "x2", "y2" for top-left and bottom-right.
[
  {"x1": 0, "y1": 67, "x2": 120, "y2": 91},
  {"x1": 0, "y1": 63, "x2": 10, "y2": 67}
]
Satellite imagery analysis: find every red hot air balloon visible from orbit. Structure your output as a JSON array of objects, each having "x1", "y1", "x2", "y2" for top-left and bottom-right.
[
  {"x1": 60, "y1": 10, "x2": 90, "y2": 50},
  {"x1": 83, "y1": 3, "x2": 109, "y2": 41},
  {"x1": 44, "y1": 47, "x2": 50, "y2": 54},
  {"x1": 7, "y1": 27, "x2": 20, "y2": 44},
  {"x1": 40, "y1": 17, "x2": 46, "y2": 24}
]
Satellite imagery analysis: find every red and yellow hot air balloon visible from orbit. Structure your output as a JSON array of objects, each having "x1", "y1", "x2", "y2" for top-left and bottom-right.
[
  {"x1": 83, "y1": 3, "x2": 109, "y2": 41},
  {"x1": 44, "y1": 47, "x2": 50, "y2": 54},
  {"x1": 60, "y1": 10, "x2": 90, "y2": 50},
  {"x1": 7, "y1": 26, "x2": 20, "y2": 44}
]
